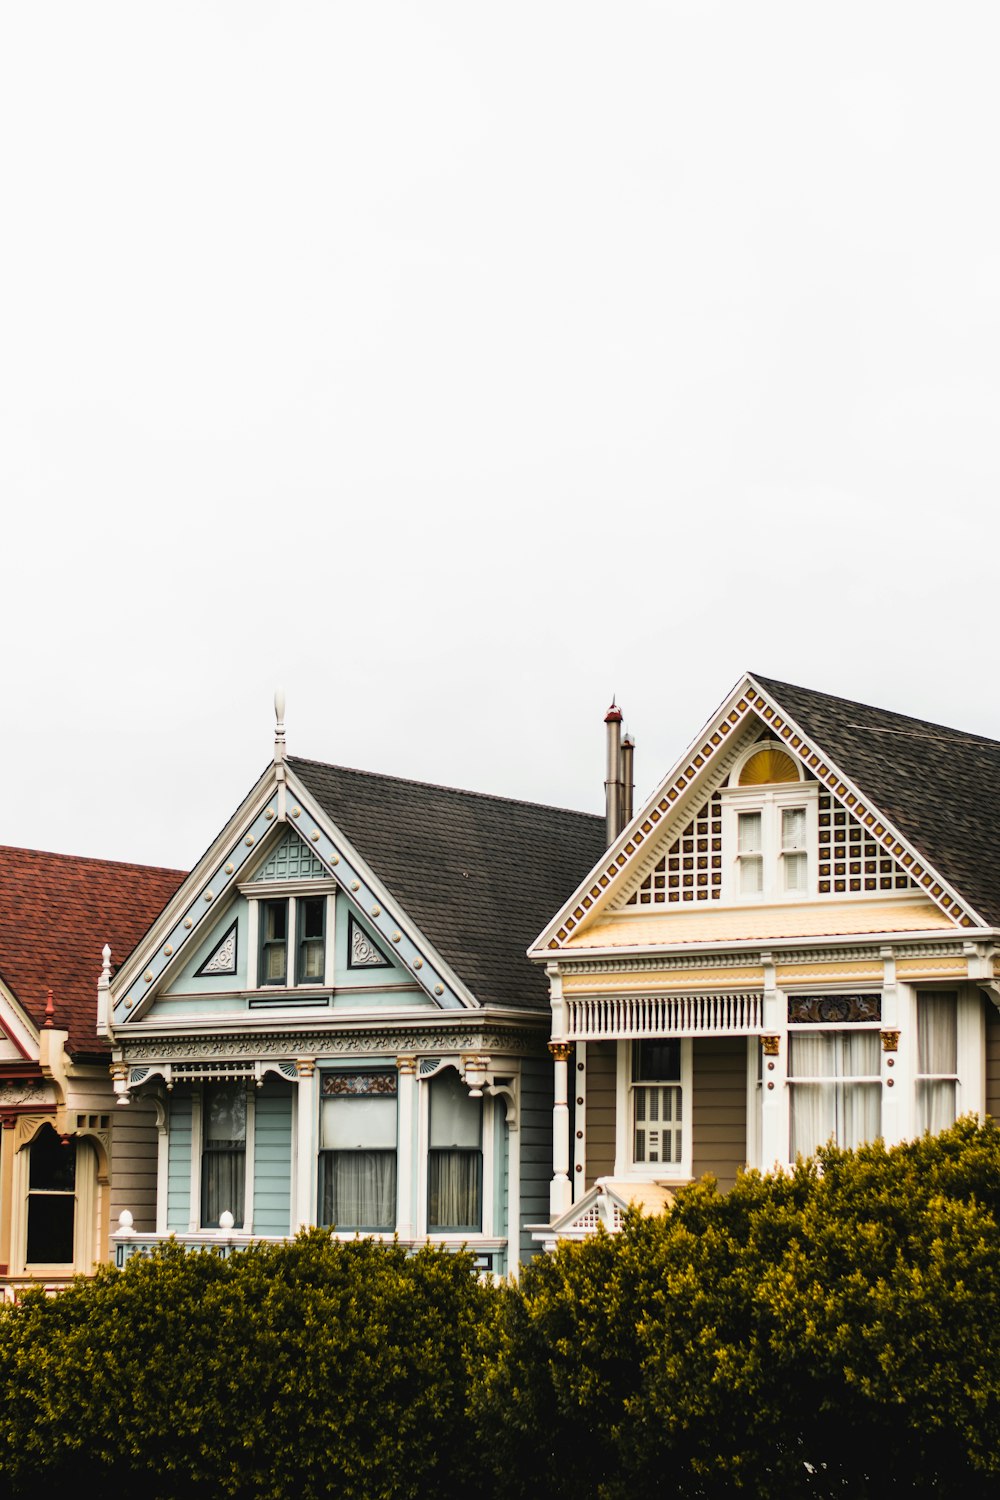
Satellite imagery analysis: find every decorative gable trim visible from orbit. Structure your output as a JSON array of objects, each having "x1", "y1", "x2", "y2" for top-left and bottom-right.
[
  {"x1": 347, "y1": 915, "x2": 394, "y2": 971},
  {"x1": 251, "y1": 829, "x2": 328, "y2": 883},
  {"x1": 531, "y1": 676, "x2": 984, "y2": 954},
  {"x1": 194, "y1": 921, "x2": 238, "y2": 978},
  {"x1": 110, "y1": 765, "x2": 481, "y2": 1026},
  {"x1": 0, "y1": 979, "x2": 37, "y2": 1062}
]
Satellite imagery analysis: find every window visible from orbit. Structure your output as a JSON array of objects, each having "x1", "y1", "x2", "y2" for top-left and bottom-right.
[
  {"x1": 319, "y1": 1073, "x2": 397, "y2": 1231},
  {"x1": 788, "y1": 1029, "x2": 881, "y2": 1157},
  {"x1": 631, "y1": 1040, "x2": 683, "y2": 1166},
  {"x1": 723, "y1": 788, "x2": 817, "y2": 900},
  {"x1": 201, "y1": 1083, "x2": 247, "y2": 1227},
  {"x1": 256, "y1": 894, "x2": 327, "y2": 987},
  {"x1": 259, "y1": 899, "x2": 288, "y2": 984},
  {"x1": 25, "y1": 1125, "x2": 76, "y2": 1264},
  {"x1": 917, "y1": 992, "x2": 958, "y2": 1134},
  {"x1": 428, "y1": 1070, "x2": 482, "y2": 1231}
]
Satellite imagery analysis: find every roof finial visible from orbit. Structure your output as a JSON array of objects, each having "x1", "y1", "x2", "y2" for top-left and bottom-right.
[
  {"x1": 274, "y1": 688, "x2": 286, "y2": 762},
  {"x1": 43, "y1": 988, "x2": 55, "y2": 1029}
]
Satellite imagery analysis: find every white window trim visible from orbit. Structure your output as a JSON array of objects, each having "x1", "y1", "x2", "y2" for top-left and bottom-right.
[
  {"x1": 10, "y1": 1129, "x2": 98, "y2": 1277},
  {"x1": 245, "y1": 885, "x2": 335, "y2": 991},
  {"x1": 189, "y1": 1083, "x2": 255, "y2": 1232},
  {"x1": 720, "y1": 783, "x2": 819, "y2": 903},
  {"x1": 614, "y1": 1038, "x2": 693, "y2": 1182},
  {"x1": 415, "y1": 1071, "x2": 496, "y2": 1241}
]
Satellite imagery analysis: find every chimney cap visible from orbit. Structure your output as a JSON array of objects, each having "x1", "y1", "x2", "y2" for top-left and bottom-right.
[{"x1": 604, "y1": 701, "x2": 623, "y2": 724}]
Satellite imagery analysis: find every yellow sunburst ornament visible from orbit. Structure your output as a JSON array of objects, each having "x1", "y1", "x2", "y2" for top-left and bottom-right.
[{"x1": 738, "y1": 747, "x2": 800, "y2": 786}]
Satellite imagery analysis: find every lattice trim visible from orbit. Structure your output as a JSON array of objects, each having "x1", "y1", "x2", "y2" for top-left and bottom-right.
[
  {"x1": 625, "y1": 790, "x2": 723, "y2": 905},
  {"x1": 818, "y1": 791, "x2": 917, "y2": 896},
  {"x1": 252, "y1": 829, "x2": 328, "y2": 883}
]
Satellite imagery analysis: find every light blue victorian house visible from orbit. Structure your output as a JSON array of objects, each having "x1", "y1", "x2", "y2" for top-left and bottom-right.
[{"x1": 104, "y1": 703, "x2": 603, "y2": 1274}]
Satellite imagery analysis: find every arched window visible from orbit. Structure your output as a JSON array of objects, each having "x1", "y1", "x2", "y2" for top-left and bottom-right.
[{"x1": 25, "y1": 1124, "x2": 76, "y2": 1265}]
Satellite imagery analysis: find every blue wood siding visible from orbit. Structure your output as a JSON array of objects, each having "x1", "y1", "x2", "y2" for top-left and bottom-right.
[
  {"x1": 518, "y1": 1052, "x2": 553, "y2": 1265},
  {"x1": 166, "y1": 1092, "x2": 193, "y2": 1232},
  {"x1": 253, "y1": 1080, "x2": 293, "y2": 1235}
]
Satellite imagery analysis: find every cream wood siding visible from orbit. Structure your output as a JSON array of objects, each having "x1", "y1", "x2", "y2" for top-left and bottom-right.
[
  {"x1": 986, "y1": 1003, "x2": 1000, "y2": 1123},
  {"x1": 691, "y1": 1037, "x2": 747, "y2": 1191},
  {"x1": 109, "y1": 1097, "x2": 160, "y2": 1244},
  {"x1": 585, "y1": 1040, "x2": 617, "y2": 1188}
]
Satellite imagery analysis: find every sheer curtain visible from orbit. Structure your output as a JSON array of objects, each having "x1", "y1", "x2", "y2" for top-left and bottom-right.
[
  {"x1": 201, "y1": 1085, "x2": 247, "y2": 1227},
  {"x1": 789, "y1": 1031, "x2": 880, "y2": 1158},
  {"x1": 917, "y1": 994, "x2": 958, "y2": 1134},
  {"x1": 320, "y1": 1092, "x2": 397, "y2": 1230}
]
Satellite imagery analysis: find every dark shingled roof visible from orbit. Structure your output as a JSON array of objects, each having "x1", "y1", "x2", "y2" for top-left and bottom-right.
[
  {"x1": 751, "y1": 674, "x2": 1000, "y2": 927},
  {"x1": 288, "y1": 758, "x2": 606, "y2": 1011},
  {"x1": 0, "y1": 846, "x2": 186, "y2": 1055}
]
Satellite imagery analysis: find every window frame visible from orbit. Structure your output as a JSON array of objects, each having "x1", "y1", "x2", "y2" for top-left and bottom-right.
[
  {"x1": 720, "y1": 782, "x2": 819, "y2": 903},
  {"x1": 244, "y1": 882, "x2": 335, "y2": 990},
  {"x1": 615, "y1": 1037, "x2": 693, "y2": 1181},
  {"x1": 317, "y1": 1071, "x2": 399, "y2": 1234},
  {"x1": 11, "y1": 1125, "x2": 98, "y2": 1277},
  {"x1": 785, "y1": 1022, "x2": 883, "y2": 1159},
  {"x1": 416, "y1": 1068, "x2": 497, "y2": 1243}
]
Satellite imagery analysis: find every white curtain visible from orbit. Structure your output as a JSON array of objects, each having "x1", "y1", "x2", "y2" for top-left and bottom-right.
[
  {"x1": 789, "y1": 1031, "x2": 880, "y2": 1157},
  {"x1": 917, "y1": 995, "x2": 958, "y2": 1134},
  {"x1": 321, "y1": 1151, "x2": 396, "y2": 1229},
  {"x1": 428, "y1": 1152, "x2": 482, "y2": 1230},
  {"x1": 202, "y1": 1085, "x2": 247, "y2": 1227}
]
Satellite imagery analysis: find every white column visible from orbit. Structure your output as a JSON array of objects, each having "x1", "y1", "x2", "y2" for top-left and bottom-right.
[
  {"x1": 295, "y1": 1057, "x2": 317, "y2": 1230},
  {"x1": 759, "y1": 953, "x2": 786, "y2": 1170},
  {"x1": 396, "y1": 1055, "x2": 417, "y2": 1241},
  {"x1": 880, "y1": 947, "x2": 905, "y2": 1145},
  {"x1": 549, "y1": 1042, "x2": 572, "y2": 1217}
]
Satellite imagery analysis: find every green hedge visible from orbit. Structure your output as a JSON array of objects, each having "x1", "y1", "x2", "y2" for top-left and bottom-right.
[{"x1": 4, "y1": 1121, "x2": 1000, "y2": 1498}]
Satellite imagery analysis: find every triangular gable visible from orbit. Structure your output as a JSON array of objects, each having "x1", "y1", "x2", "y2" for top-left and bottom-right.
[
  {"x1": 110, "y1": 762, "x2": 479, "y2": 1026},
  {"x1": 531, "y1": 675, "x2": 983, "y2": 954},
  {"x1": 250, "y1": 828, "x2": 328, "y2": 883},
  {"x1": 538, "y1": 1178, "x2": 676, "y2": 1242},
  {"x1": 0, "y1": 978, "x2": 36, "y2": 1062},
  {"x1": 347, "y1": 913, "x2": 394, "y2": 970}
]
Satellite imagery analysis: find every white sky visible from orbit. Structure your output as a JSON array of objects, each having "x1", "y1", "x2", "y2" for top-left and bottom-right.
[{"x1": 2, "y1": 3, "x2": 999, "y2": 871}]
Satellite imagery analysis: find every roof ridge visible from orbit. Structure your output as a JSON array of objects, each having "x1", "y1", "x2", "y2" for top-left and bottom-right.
[
  {"x1": 750, "y1": 672, "x2": 1000, "y2": 750},
  {"x1": 0, "y1": 844, "x2": 187, "y2": 878},
  {"x1": 287, "y1": 755, "x2": 604, "y2": 823}
]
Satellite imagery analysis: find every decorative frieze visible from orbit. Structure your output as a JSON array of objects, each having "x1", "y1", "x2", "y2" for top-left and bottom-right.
[
  {"x1": 119, "y1": 1025, "x2": 542, "y2": 1067},
  {"x1": 787, "y1": 994, "x2": 881, "y2": 1024}
]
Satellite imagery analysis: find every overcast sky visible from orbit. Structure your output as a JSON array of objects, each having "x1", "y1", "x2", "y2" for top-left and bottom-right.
[{"x1": 2, "y1": 3, "x2": 998, "y2": 872}]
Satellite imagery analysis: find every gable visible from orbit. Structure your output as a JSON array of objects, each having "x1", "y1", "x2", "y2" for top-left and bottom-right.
[
  {"x1": 251, "y1": 829, "x2": 328, "y2": 884},
  {"x1": 534, "y1": 677, "x2": 980, "y2": 955}
]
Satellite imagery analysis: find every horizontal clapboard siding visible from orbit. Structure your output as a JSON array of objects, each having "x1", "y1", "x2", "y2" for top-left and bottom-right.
[
  {"x1": 691, "y1": 1036, "x2": 747, "y2": 1190},
  {"x1": 253, "y1": 1081, "x2": 293, "y2": 1235},
  {"x1": 585, "y1": 1040, "x2": 617, "y2": 1187}
]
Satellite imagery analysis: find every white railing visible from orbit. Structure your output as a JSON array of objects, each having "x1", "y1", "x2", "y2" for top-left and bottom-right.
[{"x1": 566, "y1": 992, "x2": 763, "y2": 1039}]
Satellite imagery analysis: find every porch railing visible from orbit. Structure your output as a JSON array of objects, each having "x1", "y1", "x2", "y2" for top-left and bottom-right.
[{"x1": 566, "y1": 991, "x2": 763, "y2": 1039}]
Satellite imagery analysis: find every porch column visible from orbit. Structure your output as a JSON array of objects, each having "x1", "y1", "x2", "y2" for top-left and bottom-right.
[
  {"x1": 759, "y1": 954, "x2": 786, "y2": 1169},
  {"x1": 549, "y1": 1042, "x2": 573, "y2": 1217},
  {"x1": 0, "y1": 1116, "x2": 15, "y2": 1272},
  {"x1": 395, "y1": 1056, "x2": 417, "y2": 1240},
  {"x1": 295, "y1": 1057, "x2": 317, "y2": 1231}
]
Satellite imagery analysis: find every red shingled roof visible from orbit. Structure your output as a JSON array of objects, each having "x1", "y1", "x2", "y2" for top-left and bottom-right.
[{"x1": 0, "y1": 846, "x2": 186, "y2": 1055}]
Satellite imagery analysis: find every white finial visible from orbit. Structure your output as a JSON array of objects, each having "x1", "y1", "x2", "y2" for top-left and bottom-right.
[
  {"x1": 101, "y1": 944, "x2": 112, "y2": 983},
  {"x1": 97, "y1": 944, "x2": 113, "y2": 1038},
  {"x1": 274, "y1": 688, "x2": 286, "y2": 762},
  {"x1": 219, "y1": 1209, "x2": 235, "y2": 1231}
]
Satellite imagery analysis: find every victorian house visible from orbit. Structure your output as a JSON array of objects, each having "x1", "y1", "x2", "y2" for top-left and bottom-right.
[
  {"x1": 106, "y1": 705, "x2": 604, "y2": 1275},
  {"x1": 531, "y1": 674, "x2": 1000, "y2": 1245},
  {"x1": 0, "y1": 847, "x2": 183, "y2": 1295}
]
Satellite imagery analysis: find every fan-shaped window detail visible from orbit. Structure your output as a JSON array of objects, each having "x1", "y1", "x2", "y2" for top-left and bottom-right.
[{"x1": 737, "y1": 747, "x2": 801, "y2": 786}]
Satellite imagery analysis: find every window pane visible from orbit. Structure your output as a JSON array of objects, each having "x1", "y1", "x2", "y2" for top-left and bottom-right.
[
  {"x1": 202, "y1": 1084, "x2": 246, "y2": 1228},
  {"x1": 917, "y1": 994, "x2": 957, "y2": 1075},
  {"x1": 783, "y1": 851, "x2": 807, "y2": 891},
  {"x1": 633, "y1": 1040, "x2": 681, "y2": 1082},
  {"x1": 428, "y1": 1150, "x2": 482, "y2": 1230},
  {"x1": 918, "y1": 1080, "x2": 957, "y2": 1134},
  {"x1": 297, "y1": 897, "x2": 326, "y2": 982},
  {"x1": 26, "y1": 1194, "x2": 75, "y2": 1264},
  {"x1": 28, "y1": 1125, "x2": 76, "y2": 1191},
  {"x1": 782, "y1": 808, "x2": 807, "y2": 850},
  {"x1": 429, "y1": 1072, "x2": 482, "y2": 1149},
  {"x1": 739, "y1": 855, "x2": 763, "y2": 894},
  {"x1": 738, "y1": 812, "x2": 762, "y2": 853},
  {"x1": 320, "y1": 1151, "x2": 396, "y2": 1229},
  {"x1": 204, "y1": 1084, "x2": 246, "y2": 1142},
  {"x1": 321, "y1": 1095, "x2": 397, "y2": 1150},
  {"x1": 633, "y1": 1084, "x2": 682, "y2": 1163}
]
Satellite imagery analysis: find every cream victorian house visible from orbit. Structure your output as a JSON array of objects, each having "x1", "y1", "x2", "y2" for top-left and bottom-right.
[{"x1": 531, "y1": 674, "x2": 1000, "y2": 1244}]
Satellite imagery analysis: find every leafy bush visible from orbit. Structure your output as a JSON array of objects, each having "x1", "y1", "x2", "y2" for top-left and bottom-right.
[
  {"x1": 0, "y1": 1230, "x2": 494, "y2": 1499},
  {"x1": 479, "y1": 1118, "x2": 1000, "y2": 1499}
]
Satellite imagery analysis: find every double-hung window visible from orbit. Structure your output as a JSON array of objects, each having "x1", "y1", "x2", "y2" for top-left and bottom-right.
[
  {"x1": 916, "y1": 992, "x2": 958, "y2": 1134},
  {"x1": 25, "y1": 1125, "x2": 77, "y2": 1265},
  {"x1": 788, "y1": 1028, "x2": 881, "y2": 1158},
  {"x1": 201, "y1": 1083, "x2": 247, "y2": 1228},
  {"x1": 428, "y1": 1071, "x2": 482, "y2": 1232},
  {"x1": 631, "y1": 1040, "x2": 683, "y2": 1167},
  {"x1": 257, "y1": 894, "x2": 327, "y2": 986},
  {"x1": 723, "y1": 743, "x2": 816, "y2": 901},
  {"x1": 319, "y1": 1073, "x2": 397, "y2": 1231}
]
